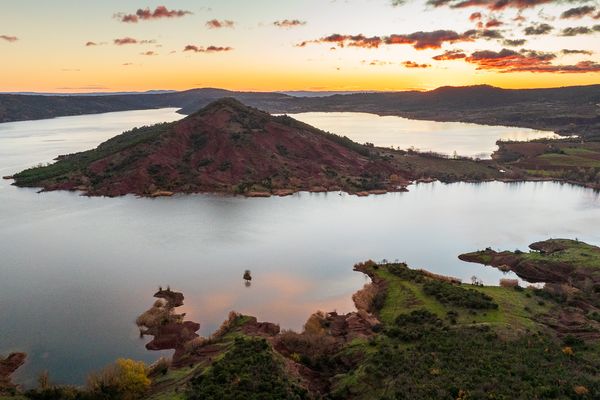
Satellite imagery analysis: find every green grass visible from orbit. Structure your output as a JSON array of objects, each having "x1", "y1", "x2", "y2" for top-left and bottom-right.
[
  {"x1": 13, "y1": 122, "x2": 172, "y2": 186},
  {"x1": 374, "y1": 264, "x2": 555, "y2": 333},
  {"x1": 539, "y1": 153, "x2": 600, "y2": 168},
  {"x1": 520, "y1": 239, "x2": 600, "y2": 269}
]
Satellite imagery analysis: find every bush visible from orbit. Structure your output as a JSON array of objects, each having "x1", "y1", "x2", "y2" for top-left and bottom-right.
[
  {"x1": 187, "y1": 337, "x2": 309, "y2": 400},
  {"x1": 86, "y1": 358, "x2": 150, "y2": 400},
  {"x1": 423, "y1": 281, "x2": 498, "y2": 310}
]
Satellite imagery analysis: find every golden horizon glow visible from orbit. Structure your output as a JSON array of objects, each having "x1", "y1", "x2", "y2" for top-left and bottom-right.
[{"x1": 1, "y1": 0, "x2": 599, "y2": 93}]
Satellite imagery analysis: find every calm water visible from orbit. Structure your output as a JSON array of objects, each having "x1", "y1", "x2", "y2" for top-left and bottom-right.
[
  {"x1": 1, "y1": 109, "x2": 599, "y2": 386},
  {"x1": 290, "y1": 112, "x2": 560, "y2": 159}
]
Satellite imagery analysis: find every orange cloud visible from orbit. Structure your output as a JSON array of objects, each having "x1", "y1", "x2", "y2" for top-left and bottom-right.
[
  {"x1": 486, "y1": 19, "x2": 503, "y2": 27},
  {"x1": 469, "y1": 12, "x2": 482, "y2": 21},
  {"x1": 465, "y1": 48, "x2": 600, "y2": 73},
  {"x1": 299, "y1": 30, "x2": 483, "y2": 50},
  {"x1": 114, "y1": 37, "x2": 138, "y2": 45},
  {"x1": 116, "y1": 6, "x2": 192, "y2": 23},
  {"x1": 432, "y1": 49, "x2": 467, "y2": 60},
  {"x1": 402, "y1": 60, "x2": 431, "y2": 68},
  {"x1": 206, "y1": 19, "x2": 235, "y2": 29},
  {"x1": 0, "y1": 35, "x2": 18, "y2": 42},
  {"x1": 113, "y1": 38, "x2": 156, "y2": 46}
]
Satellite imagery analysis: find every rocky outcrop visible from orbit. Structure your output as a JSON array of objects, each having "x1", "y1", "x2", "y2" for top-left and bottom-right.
[
  {"x1": 0, "y1": 352, "x2": 26, "y2": 394},
  {"x1": 137, "y1": 288, "x2": 200, "y2": 364}
]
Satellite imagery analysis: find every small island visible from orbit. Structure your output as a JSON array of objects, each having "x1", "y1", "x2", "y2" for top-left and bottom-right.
[{"x1": 10, "y1": 98, "x2": 600, "y2": 198}]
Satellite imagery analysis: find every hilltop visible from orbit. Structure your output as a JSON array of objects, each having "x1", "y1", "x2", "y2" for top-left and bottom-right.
[{"x1": 11, "y1": 98, "x2": 410, "y2": 197}]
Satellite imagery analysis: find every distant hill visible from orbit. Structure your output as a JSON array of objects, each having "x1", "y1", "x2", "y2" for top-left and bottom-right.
[
  {"x1": 1, "y1": 84, "x2": 599, "y2": 138},
  {"x1": 12, "y1": 98, "x2": 404, "y2": 196}
]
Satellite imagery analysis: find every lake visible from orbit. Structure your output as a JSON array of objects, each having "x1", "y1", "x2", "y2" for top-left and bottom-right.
[
  {"x1": 289, "y1": 112, "x2": 560, "y2": 159},
  {"x1": 1, "y1": 109, "x2": 599, "y2": 386}
]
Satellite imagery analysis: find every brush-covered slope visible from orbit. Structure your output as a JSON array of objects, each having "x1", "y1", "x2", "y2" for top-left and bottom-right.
[{"x1": 13, "y1": 98, "x2": 403, "y2": 196}]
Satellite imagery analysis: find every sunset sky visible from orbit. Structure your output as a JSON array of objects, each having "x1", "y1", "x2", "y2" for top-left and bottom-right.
[{"x1": 1, "y1": 0, "x2": 599, "y2": 92}]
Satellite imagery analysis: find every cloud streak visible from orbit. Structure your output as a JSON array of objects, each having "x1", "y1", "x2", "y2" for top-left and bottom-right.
[
  {"x1": 465, "y1": 48, "x2": 600, "y2": 73},
  {"x1": 298, "y1": 29, "x2": 490, "y2": 50},
  {"x1": 560, "y1": 6, "x2": 596, "y2": 19},
  {"x1": 561, "y1": 25, "x2": 600, "y2": 36},
  {"x1": 524, "y1": 23, "x2": 553, "y2": 35},
  {"x1": 402, "y1": 61, "x2": 431, "y2": 68},
  {"x1": 273, "y1": 19, "x2": 307, "y2": 28},
  {"x1": 0, "y1": 35, "x2": 18, "y2": 43},
  {"x1": 206, "y1": 19, "x2": 235, "y2": 29},
  {"x1": 115, "y1": 6, "x2": 192, "y2": 23},
  {"x1": 432, "y1": 49, "x2": 467, "y2": 60},
  {"x1": 183, "y1": 45, "x2": 233, "y2": 53},
  {"x1": 428, "y1": 0, "x2": 555, "y2": 11}
]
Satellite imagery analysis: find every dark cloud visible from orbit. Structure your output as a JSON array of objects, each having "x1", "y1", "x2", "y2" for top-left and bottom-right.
[
  {"x1": 561, "y1": 48, "x2": 593, "y2": 55},
  {"x1": 140, "y1": 51, "x2": 157, "y2": 56},
  {"x1": 116, "y1": 6, "x2": 192, "y2": 23},
  {"x1": 183, "y1": 45, "x2": 233, "y2": 53},
  {"x1": 206, "y1": 19, "x2": 235, "y2": 29},
  {"x1": 560, "y1": 6, "x2": 596, "y2": 19},
  {"x1": 298, "y1": 28, "x2": 507, "y2": 50},
  {"x1": 273, "y1": 19, "x2": 307, "y2": 28},
  {"x1": 506, "y1": 60, "x2": 600, "y2": 72},
  {"x1": 464, "y1": 47, "x2": 600, "y2": 73},
  {"x1": 390, "y1": 0, "x2": 408, "y2": 6},
  {"x1": 85, "y1": 41, "x2": 98, "y2": 46},
  {"x1": 114, "y1": 37, "x2": 138, "y2": 45},
  {"x1": 402, "y1": 61, "x2": 431, "y2": 68},
  {"x1": 0, "y1": 35, "x2": 18, "y2": 42},
  {"x1": 524, "y1": 23, "x2": 553, "y2": 35},
  {"x1": 479, "y1": 29, "x2": 504, "y2": 39},
  {"x1": 503, "y1": 38, "x2": 527, "y2": 46},
  {"x1": 465, "y1": 48, "x2": 555, "y2": 69},
  {"x1": 388, "y1": 30, "x2": 479, "y2": 49},
  {"x1": 432, "y1": 49, "x2": 467, "y2": 60},
  {"x1": 561, "y1": 25, "x2": 600, "y2": 35},
  {"x1": 297, "y1": 34, "x2": 383, "y2": 48},
  {"x1": 428, "y1": 0, "x2": 555, "y2": 11}
]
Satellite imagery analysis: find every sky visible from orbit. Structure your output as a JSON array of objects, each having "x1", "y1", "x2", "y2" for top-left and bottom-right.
[{"x1": 1, "y1": 0, "x2": 599, "y2": 92}]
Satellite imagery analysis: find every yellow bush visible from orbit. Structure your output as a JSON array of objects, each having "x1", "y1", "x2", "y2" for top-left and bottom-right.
[
  {"x1": 574, "y1": 385, "x2": 589, "y2": 395},
  {"x1": 87, "y1": 358, "x2": 150, "y2": 400},
  {"x1": 562, "y1": 346, "x2": 574, "y2": 356}
]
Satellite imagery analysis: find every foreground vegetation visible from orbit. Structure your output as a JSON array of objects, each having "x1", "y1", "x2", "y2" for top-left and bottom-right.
[{"x1": 4, "y1": 240, "x2": 600, "y2": 399}]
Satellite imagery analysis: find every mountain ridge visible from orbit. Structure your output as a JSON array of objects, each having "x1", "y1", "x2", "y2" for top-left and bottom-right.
[{"x1": 1, "y1": 84, "x2": 599, "y2": 138}]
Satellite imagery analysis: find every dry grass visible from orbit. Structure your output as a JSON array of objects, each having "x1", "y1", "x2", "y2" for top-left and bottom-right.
[
  {"x1": 303, "y1": 311, "x2": 327, "y2": 335},
  {"x1": 352, "y1": 283, "x2": 378, "y2": 312},
  {"x1": 499, "y1": 279, "x2": 519, "y2": 288}
]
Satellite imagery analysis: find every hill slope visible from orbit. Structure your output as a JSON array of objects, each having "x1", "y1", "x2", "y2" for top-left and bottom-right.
[
  {"x1": 12, "y1": 98, "x2": 404, "y2": 196},
  {"x1": 2, "y1": 85, "x2": 599, "y2": 138}
]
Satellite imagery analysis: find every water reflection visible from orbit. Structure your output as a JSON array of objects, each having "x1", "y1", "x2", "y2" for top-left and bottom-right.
[
  {"x1": 1, "y1": 110, "x2": 599, "y2": 387},
  {"x1": 289, "y1": 112, "x2": 560, "y2": 158}
]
